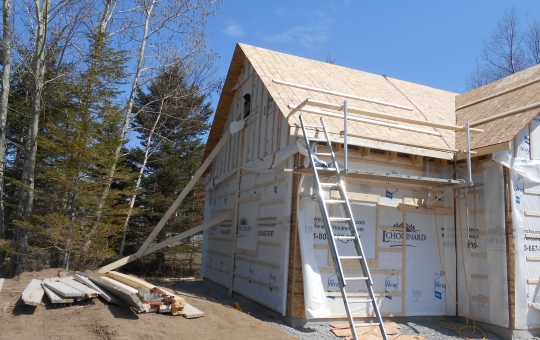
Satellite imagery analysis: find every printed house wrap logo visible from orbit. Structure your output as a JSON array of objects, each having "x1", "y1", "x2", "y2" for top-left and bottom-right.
[
  {"x1": 434, "y1": 271, "x2": 446, "y2": 300},
  {"x1": 487, "y1": 225, "x2": 505, "y2": 251},
  {"x1": 385, "y1": 274, "x2": 398, "y2": 300},
  {"x1": 237, "y1": 217, "x2": 251, "y2": 238},
  {"x1": 382, "y1": 223, "x2": 427, "y2": 247}
]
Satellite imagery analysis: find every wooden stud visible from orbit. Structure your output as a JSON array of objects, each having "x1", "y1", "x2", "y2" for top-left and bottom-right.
[
  {"x1": 401, "y1": 211, "x2": 407, "y2": 315},
  {"x1": 471, "y1": 296, "x2": 489, "y2": 303},
  {"x1": 387, "y1": 151, "x2": 398, "y2": 161},
  {"x1": 525, "y1": 233, "x2": 540, "y2": 239},
  {"x1": 435, "y1": 158, "x2": 447, "y2": 168},
  {"x1": 410, "y1": 154, "x2": 423, "y2": 165},
  {"x1": 525, "y1": 211, "x2": 540, "y2": 217},
  {"x1": 471, "y1": 275, "x2": 488, "y2": 280},
  {"x1": 527, "y1": 256, "x2": 540, "y2": 261},
  {"x1": 360, "y1": 147, "x2": 370, "y2": 157},
  {"x1": 228, "y1": 128, "x2": 245, "y2": 295},
  {"x1": 503, "y1": 167, "x2": 516, "y2": 329}
]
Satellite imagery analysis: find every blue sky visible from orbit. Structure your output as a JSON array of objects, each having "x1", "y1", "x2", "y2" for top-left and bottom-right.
[{"x1": 205, "y1": 0, "x2": 540, "y2": 95}]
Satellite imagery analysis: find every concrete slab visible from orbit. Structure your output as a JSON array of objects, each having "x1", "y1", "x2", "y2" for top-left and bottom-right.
[{"x1": 21, "y1": 279, "x2": 44, "y2": 306}]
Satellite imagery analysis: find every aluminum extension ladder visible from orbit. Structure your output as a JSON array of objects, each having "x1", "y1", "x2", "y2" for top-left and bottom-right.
[{"x1": 299, "y1": 115, "x2": 388, "y2": 340}]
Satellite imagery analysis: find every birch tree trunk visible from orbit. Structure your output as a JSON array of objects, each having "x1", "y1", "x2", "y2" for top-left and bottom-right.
[
  {"x1": 0, "y1": 0, "x2": 12, "y2": 268},
  {"x1": 12, "y1": 0, "x2": 51, "y2": 276},
  {"x1": 118, "y1": 101, "x2": 163, "y2": 258}
]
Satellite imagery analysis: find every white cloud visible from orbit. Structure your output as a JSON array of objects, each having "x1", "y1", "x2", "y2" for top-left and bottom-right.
[
  {"x1": 224, "y1": 24, "x2": 245, "y2": 37},
  {"x1": 262, "y1": 24, "x2": 331, "y2": 49}
]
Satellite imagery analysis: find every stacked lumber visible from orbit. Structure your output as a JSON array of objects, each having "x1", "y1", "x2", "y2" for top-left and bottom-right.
[
  {"x1": 17, "y1": 271, "x2": 203, "y2": 319},
  {"x1": 330, "y1": 322, "x2": 424, "y2": 340}
]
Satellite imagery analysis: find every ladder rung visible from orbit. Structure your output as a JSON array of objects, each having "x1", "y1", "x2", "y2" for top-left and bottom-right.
[
  {"x1": 314, "y1": 152, "x2": 332, "y2": 156},
  {"x1": 310, "y1": 138, "x2": 328, "y2": 143},
  {"x1": 324, "y1": 199, "x2": 346, "y2": 204},
  {"x1": 334, "y1": 236, "x2": 355, "y2": 240},
  {"x1": 339, "y1": 256, "x2": 362, "y2": 260},
  {"x1": 345, "y1": 277, "x2": 369, "y2": 281},
  {"x1": 315, "y1": 167, "x2": 336, "y2": 171},
  {"x1": 355, "y1": 322, "x2": 380, "y2": 327},
  {"x1": 320, "y1": 183, "x2": 339, "y2": 187},
  {"x1": 305, "y1": 125, "x2": 324, "y2": 129},
  {"x1": 329, "y1": 217, "x2": 351, "y2": 222}
]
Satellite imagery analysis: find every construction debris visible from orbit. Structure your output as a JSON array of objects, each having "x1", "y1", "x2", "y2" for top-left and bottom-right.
[{"x1": 15, "y1": 271, "x2": 201, "y2": 319}]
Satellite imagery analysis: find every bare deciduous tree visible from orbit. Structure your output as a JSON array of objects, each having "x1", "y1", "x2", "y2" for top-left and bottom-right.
[
  {"x1": 84, "y1": 0, "x2": 222, "y2": 252},
  {"x1": 466, "y1": 7, "x2": 540, "y2": 90},
  {"x1": 0, "y1": 0, "x2": 12, "y2": 267}
]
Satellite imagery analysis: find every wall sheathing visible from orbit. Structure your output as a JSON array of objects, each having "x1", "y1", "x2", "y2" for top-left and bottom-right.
[
  {"x1": 201, "y1": 58, "x2": 294, "y2": 315},
  {"x1": 295, "y1": 149, "x2": 457, "y2": 318},
  {"x1": 455, "y1": 160, "x2": 509, "y2": 328},
  {"x1": 497, "y1": 113, "x2": 540, "y2": 330}
]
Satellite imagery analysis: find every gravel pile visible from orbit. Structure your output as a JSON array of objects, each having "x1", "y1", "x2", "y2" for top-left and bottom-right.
[
  {"x1": 271, "y1": 320, "x2": 504, "y2": 340},
  {"x1": 172, "y1": 280, "x2": 503, "y2": 340}
]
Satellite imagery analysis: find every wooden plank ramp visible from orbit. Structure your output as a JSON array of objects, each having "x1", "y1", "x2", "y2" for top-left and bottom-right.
[
  {"x1": 21, "y1": 279, "x2": 44, "y2": 306},
  {"x1": 41, "y1": 280, "x2": 74, "y2": 304},
  {"x1": 42, "y1": 280, "x2": 86, "y2": 298},
  {"x1": 74, "y1": 272, "x2": 124, "y2": 305}
]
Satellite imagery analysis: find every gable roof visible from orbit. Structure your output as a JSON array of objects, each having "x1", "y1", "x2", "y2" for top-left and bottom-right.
[
  {"x1": 456, "y1": 64, "x2": 540, "y2": 151},
  {"x1": 204, "y1": 43, "x2": 540, "y2": 165},
  {"x1": 203, "y1": 43, "x2": 458, "y2": 164}
]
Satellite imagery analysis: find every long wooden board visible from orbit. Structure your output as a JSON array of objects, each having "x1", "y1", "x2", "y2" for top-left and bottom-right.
[
  {"x1": 43, "y1": 281, "x2": 86, "y2": 298},
  {"x1": 107, "y1": 271, "x2": 156, "y2": 291},
  {"x1": 82, "y1": 273, "x2": 145, "y2": 312},
  {"x1": 21, "y1": 279, "x2": 44, "y2": 306},
  {"x1": 41, "y1": 281, "x2": 74, "y2": 304},
  {"x1": 58, "y1": 277, "x2": 100, "y2": 297},
  {"x1": 182, "y1": 302, "x2": 204, "y2": 319},
  {"x1": 100, "y1": 277, "x2": 139, "y2": 294},
  {"x1": 74, "y1": 272, "x2": 124, "y2": 305}
]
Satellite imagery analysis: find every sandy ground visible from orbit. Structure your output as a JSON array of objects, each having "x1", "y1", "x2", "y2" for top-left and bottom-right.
[{"x1": 0, "y1": 269, "x2": 295, "y2": 340}]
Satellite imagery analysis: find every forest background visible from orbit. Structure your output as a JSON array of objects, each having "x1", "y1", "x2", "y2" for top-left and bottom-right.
[{"x1": 0, "y1": 0, "x2": 539, "y2": 278}]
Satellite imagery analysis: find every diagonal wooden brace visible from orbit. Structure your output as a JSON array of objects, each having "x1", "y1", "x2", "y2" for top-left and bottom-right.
[{"x1": 99, "y1": 211, "x2": 233, "y2": 273}]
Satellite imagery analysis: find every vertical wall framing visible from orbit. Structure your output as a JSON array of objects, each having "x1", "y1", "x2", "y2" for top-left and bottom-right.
[
  {"x1": 204, "y1": 58, "x2": 296, "y2": 314},
  {"x1": 504, "y1": 167, "x2": 516, "y2": 329}
]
